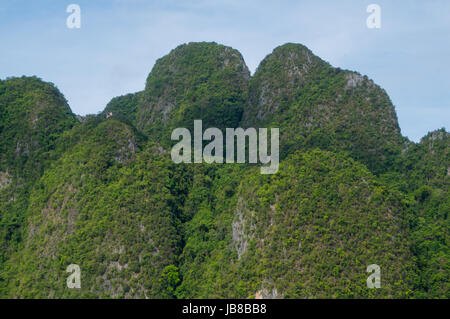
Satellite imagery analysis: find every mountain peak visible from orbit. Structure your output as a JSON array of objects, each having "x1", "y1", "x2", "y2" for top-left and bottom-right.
[
  {"x1": 242, "y1": 43, "x2": 403, "y2": 173},
  {"x1": 0, "y1": 76, "x2": 77, "y2": 176},
  {"x1": 137, "y1": 42, "x2": 250, "y2": 141}
]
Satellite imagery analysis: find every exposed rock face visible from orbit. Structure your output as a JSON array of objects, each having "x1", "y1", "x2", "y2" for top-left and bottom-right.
[
  {"x1": 240, "y1": 43, "x2": 404, "y2": 174},
  {"x1": 232, "y1": 197, "x2": 255, "y2": 260},
  {"x1": 344, "y1": 72, "x2": 365, "y2": 89},
  {"x1": 0, "y1": 171, "x2": 11, "y2": 190},
  {"x1": 255, "y1": 287, "x2": 281, "y2": 299}
]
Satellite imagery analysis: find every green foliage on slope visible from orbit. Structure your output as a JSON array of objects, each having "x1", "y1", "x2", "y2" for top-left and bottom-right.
[
  {"x1": 243, "y1": 43, "x2": 404, "y2": 175},
  {"x1": 0, "y1": 76, "x2": 77, "y2": 273},
  {"x1": 0, "y1": 76, "x2": 77, "y2": 177},
  {"x1": 401, "y1": 130, "x2": 449, "y2": 297},
  {"x1": 2, "y1": 119, "x2": 185, "y2": 298},
  {"x1": 138, "y1": 42, "x2": 250, "y2": 144},
  {"x1": 102, "y1": 92, "x2": 143, "y2": 127},
  {"x1": 0, "y1": 43, "x2": 448, "y2": 299},
  {"x1": 176, "y1": 150, "x2": 416, "y2": 298}
]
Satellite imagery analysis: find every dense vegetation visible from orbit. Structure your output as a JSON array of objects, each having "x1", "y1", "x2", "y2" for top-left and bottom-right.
[
  {"x1": 0, "y1": 42, "x2": 448, "y2": 298},
  {"x1": 397, "y1": 130, "x2": 449, "y2": 297},
  {"x1": 138, "y1": 42, "x2": 250, "y2": 144},
  {"x1": 0, "y1": 77, "x2": 77, "y2": 279},
  {"x1": 176, "y1": 151, "x2": 416, "y2": 298},
  {"x1": 243, "y1": 43, "x2": 404, "y2": 175},
  {"x1": 101, "y1": 92, "x2": 143, "y2": 127},
  {"x1": 3, "y1": 119, "x2": 185, "y2": 298}
]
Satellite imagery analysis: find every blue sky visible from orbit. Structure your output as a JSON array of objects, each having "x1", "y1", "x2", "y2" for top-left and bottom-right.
[{"x1": 0, "y1": 0, "x2": 449, "y2": 142}]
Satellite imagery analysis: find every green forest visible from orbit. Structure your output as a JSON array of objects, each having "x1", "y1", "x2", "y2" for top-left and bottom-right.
[{"x1": 0, "y1": 42, "x2": 448, "y2": 298}]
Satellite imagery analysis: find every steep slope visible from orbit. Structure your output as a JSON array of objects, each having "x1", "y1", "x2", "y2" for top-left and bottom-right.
[
  {"x1": 101, "y1": 92, "x2": 143, "y2": 127},
  {"x1": 399, "y1": 129, "x2": 449, "y2": 297},
  {"x1": 0, "y1": 42, "x2": 447, "y2": 299},
  {"x1": 0, "y1": 76, "x2": 77, "y2": 177},
  {"x1": 242, "y1": 43, "x2": 405, "y2": 174},
  {"x1": 401, "y1": 129, "x2": 449, "y2": 190},
  {"x1": 137, "y1": 42, "x2": 250, "y2": 143},
  {"x1": 2, "y1": 118, "x2": 185, "y2": 298},
  {"x1": 0, "y1": 76, "x2": 77, "y2": 269},
  {"x1": 176, "y1": 150, "x2": 415, "y2": 298}
]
